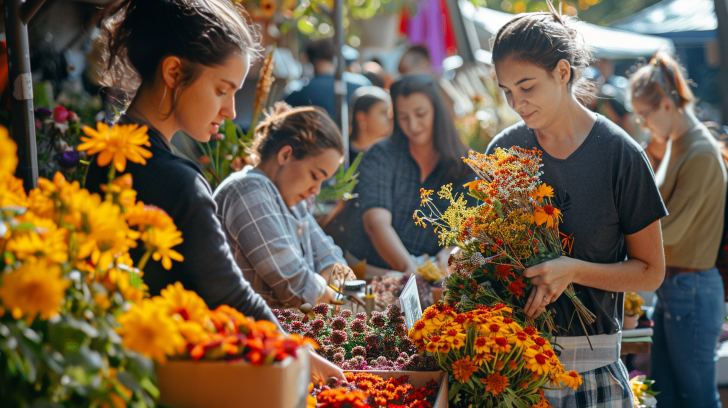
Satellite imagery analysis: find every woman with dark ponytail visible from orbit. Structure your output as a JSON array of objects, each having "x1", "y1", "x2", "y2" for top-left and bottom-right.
[
  {"x1": 486, "y1": 4, "x2": 667, "y2": 407},
  {"x1": 85, "y1": 0, "x2": 344, "y2": 382},
  {"x1": 631, "y1": 53, "x2": 727, "y2": 408}
]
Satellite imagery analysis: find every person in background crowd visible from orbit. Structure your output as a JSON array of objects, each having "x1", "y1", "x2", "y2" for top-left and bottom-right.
[
  {"x1": 346, "y1": 74, "x2": 472, "y2": 277},
  {"x1": 362, "y1": 61, "x2": 387, "y2": 88},
  {"x1": 398, "y1": 45, "x2": 456, "y2": 118},
  {"x1": 487, "y1": 5, "x2": 667, "y2": 407},
  {"x1": 349, "y1": 86, "x2": 393, "y2": 162},
  {"x1": 213, "y1": 105, "x2": 356, "y2": 309},
  {"x1": 284, "y1": 38, "x2": 371, "y2": 120},
  {"x1": 631, "y1": 52, "x2": 727, "y2": 408},
  {"x1": 85, "y1": 0, "x2": 344, "y2": 383}
]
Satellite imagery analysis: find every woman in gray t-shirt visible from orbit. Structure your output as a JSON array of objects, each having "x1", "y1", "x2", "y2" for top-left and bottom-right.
[{"x1": 487, "y1": 5, "x2": 667, "y2": 408}]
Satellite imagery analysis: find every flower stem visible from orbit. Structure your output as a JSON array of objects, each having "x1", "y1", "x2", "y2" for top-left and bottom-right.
[{"x1": 137, "y1": 249, "x2": 153, "y2": 271}]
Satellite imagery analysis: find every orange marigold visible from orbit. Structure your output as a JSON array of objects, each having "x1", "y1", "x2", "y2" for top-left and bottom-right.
[{"x1": 481, "y1": 372, "x2": 509, "y2": 396}]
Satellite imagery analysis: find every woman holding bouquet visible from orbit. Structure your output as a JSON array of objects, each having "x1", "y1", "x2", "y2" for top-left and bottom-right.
[
  {"x1": 630, "y1": 53, "x2": 726, "y2": 408},
  {"x1": 486, "y1": 4, "x2": 668, "y2": 407},
  {"x1": 213, "y1": 104, "x2": 357, "y2": 309},
  {"x1": 85, "y1": 0, "x2": 344, "y2": 383}
]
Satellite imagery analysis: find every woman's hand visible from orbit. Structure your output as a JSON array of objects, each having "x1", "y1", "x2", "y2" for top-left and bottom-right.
[
  {"x1": 522, "y1": 256, "x2": 580, "y2": 318},
  {"x1": 309, "y1": 348, "x2": 346, "y2": 384}
]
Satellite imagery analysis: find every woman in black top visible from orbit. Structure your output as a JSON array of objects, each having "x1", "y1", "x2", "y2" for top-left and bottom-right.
[{"x1": 85, "y1": 0, "x2": 343, "y2": 382}]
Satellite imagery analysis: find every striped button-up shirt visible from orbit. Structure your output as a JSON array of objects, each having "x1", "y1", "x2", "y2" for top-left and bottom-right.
[{"x1": 213, "y1": 166, "x2": 346, "y2": 309}]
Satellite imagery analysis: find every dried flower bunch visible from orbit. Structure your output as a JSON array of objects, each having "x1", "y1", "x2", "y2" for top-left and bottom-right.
[{"x1": 274, "y1": 304, "x2": 437, "y2": 371}]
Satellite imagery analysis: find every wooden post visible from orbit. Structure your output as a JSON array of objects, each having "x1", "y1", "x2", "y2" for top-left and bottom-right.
[
  {"x1": 714, "y1": 0, "x2": 728, "y2": 123},
  {"x1": 333, "y1": 0, "x2": 349, "y2": 167}
]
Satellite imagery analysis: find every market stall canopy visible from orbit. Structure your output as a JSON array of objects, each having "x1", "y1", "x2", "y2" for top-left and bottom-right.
[
  {"x1": 459, "y1": 1, "x2": 676, "y2": 60},
  {"x1": 610, "y1": 0, "x2": 717, "y2": 46}
]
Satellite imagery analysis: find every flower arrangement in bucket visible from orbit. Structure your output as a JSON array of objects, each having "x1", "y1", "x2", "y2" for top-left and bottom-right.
[
  {"x1": 0, "y1": 122, "x2": 185, "y2": 406},
  {"x1": 311, "y1": 372, "x2": 440, "y2": 408},
  {"x1": 623, "y1": 292, "x2": 645, "y2": 330},
  {"x1": 408, "y1": 302, "x2": 582, "y2": 407}
]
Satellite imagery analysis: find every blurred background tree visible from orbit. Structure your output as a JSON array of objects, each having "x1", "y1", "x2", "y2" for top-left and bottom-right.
[{"x1": 480, "y1": 0, "x2": 663, "y2": 25}]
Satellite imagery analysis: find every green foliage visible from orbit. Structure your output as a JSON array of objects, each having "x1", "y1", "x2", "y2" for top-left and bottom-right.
[{"x1": 315, "y1": 152, "x2": 363, "y2": 203}]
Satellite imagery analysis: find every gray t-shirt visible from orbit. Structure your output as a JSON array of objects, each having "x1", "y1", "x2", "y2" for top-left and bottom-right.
[{"x1": 486, "y1": 114, "x2": 667, "y2": 336}]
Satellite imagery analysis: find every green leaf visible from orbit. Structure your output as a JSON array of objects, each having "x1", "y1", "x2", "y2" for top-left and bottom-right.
[
  {"x1": 140, "y1": 376, "x2": 160, "y2": 399},
  {"x1": 449, "y1": 379, "x2": 462, "y2": 400},
  {"x1": 117, "y1": 370, "x2": 144, "y2": 394},
  {"x1": 223, "y1": 119, "x2": 239, "y2": 145}
]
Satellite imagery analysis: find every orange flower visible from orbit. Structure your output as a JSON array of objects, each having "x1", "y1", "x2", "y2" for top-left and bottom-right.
[
  {"x1": 481, "y1": 372, "x2": 509, "y2": 396},
  {"x1": 561, "y1": 370, "x2": 583, "y2": 390},
  {"x1": 79, "y1": 122, "x2": 152, "y2": 172},
  {"x1": 451, "y1": 356, "x2": 478, "y2": 383},
  {"x1": 534, "y1": 204, "x2": 562, "y2": 228},
  {"x1": 493, "y1": 265, "x2": 515, "y2": 281},
  {"x1": 530, "y1": 184, "x2": 554, "y2": 201},
  {"x1": 507, "y1": 276, "x2": 527, "y2": 299}
]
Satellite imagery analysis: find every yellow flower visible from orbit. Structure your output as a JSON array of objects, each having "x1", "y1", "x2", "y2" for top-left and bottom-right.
[
  {"x1": 116, "y1": 299, "x2": 186, "y2": 363},
  {"x1": 5, "y1": 226, "x2": 69, "y2": 264},
  {"x1": 126, "y1": 201, "x2": 174, "y2": 231},
  {"x1": 440, "y1": 324, "x2": 466, "y2": 349},
  {"x1": 77, "y1": 201, "x2": 138, "y2": 268},
  {"x1": 101, "y1": 173, "x2": 137, "y2": 209},
  {"x1": 79, "y1": 122, "x2": 153, "y2": 172},
  {"x1": 0, "y1": 172, "x2": 27, "y2": 207},
  {"x1": 533, "y1": 204, "x2": 562, "y2": 228},
  {"x1": 451, "y1": 356, "x2": 478, "y2": 383},
  {"x1": 530, "y1": 184, "x2": 554, "y2": 201},
  {"x1": 141, "y1": 226, "x2": 184, "y2": 270},
  {"x1": 0, "y1": 126, "x2": 18, "y2": 175},
  {"x1": 0, "y1": 258, "x2": 71, "y2": 322},
  {"x1": 561, "y1": 370, "x2": 583, "y2": 390},
  {"x1": 523, "y1": 348, "x2": 552, "y2": 375},
  {"x1": 98, "y1": 267, "x2": 148, "y2": 304},
  {"x1": 474, "y1": 336, "x2": 490, "y2": 354},
  {"x1": 155, "y1": 282, "x2": 209, "y2": 325}
]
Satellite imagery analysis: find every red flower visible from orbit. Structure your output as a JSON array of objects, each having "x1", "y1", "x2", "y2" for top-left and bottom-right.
[
  {"x1": 494, "y1": 265, "x2": 515, "y2": 281},
  {"x1": 507, "y1": 277, "x2": 527, "y2": 299}
]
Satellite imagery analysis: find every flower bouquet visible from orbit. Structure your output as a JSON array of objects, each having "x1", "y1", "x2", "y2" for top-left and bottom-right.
[
  {"x1": 413, "y1": 147, "x2": 595, "y2": 333},
  {"x1": 409, "y1": 302, "x2": 582, "y2": 407},
  {"x1": 0, "y1": 123, "x2": 184, "y2": 406},
  {"x1": 275, "y1": 304, "x2": 438, "y2": 371},
  {"x1": 118, "y1": 282, "x2": 316, "y2": 408},
  {"x1": 311, "y1": 372, "x2": 441, "y2": 408},
  {"x1": 630, "y1": 375, "x2": 658, "y2": 408}
]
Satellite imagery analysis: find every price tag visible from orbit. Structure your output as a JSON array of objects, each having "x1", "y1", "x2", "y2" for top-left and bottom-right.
[{"x1": 399, "y1": 274, "x2": 422, "y2": 331}]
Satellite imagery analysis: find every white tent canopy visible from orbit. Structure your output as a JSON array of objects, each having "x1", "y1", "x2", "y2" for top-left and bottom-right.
[
  {"x1": 611, "y1": 0, "x2": 717, "y2": 34},
  {"x1": 460, "y1": 1, "x2": 676, "y2": 60}
]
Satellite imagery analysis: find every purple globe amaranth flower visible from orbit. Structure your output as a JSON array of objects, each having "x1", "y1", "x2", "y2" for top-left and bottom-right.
[
  {"x1": 312, "y1": 303, "x2": 330, "y2": 316},
  {"x1": 35, "y1": 107, "x2": 52, "y2": 118},
  {"x1": 57, "y1": 150, "x2": 80, "y2": 169},
  {"x1": 330, "y1": 330, "x2": 347, "y2": 346},
  {"x1": 331, "y1": 317, "x2": 347, "y2": 331}
]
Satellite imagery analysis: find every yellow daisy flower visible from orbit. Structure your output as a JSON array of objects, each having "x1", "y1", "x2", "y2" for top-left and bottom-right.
[
  {"x1": 561, "y1": 370, "x2": 583, "y2": 390},
  {"x1": 155, "y1": 282, "x2": 209, "y2": 325},
  {"x1": 533, "y1": 204, "x2": 562, "y2": 228},
  {"x1": 523, "y1": 348, "x2": 552, "y2": 375},
  {"x1": 530, "y1": 184, "x2": 554, "y2": 201},
  {"x1": 116, "y1": 299, "x2": 185, "y2": 363},
  {"x1": 0, "y1": 172, "x2": 27, "y2": 208},
  {"x1": 0, "y1": 258, "x2": 71, "y2": 322},
  {"x1": 101, "y1": 173, "x2": 137, "y2": 209},
  {"x1": 0, "y1": 125, "x2": 18, "y2": 175},
  {"x1": 125, "y1": 201, "x2": 174, "y2": 231},
  {"x1": 5, "y1": 226, "x2": 69, "y2": 264},
  {"x1": 77, "y1": 200, "x2": 138, "y2": 268},
  {"x1": 79, "y1": 122, "x2": 153, "y2": 172},
  {"x1": 141, "y1": 226, "x2": 184, "y2": 270}
]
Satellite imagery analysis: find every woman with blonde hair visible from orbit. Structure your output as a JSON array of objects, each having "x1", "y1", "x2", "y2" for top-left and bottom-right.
[{"x1": 630, "y1": 53, "x2": 727, "y2": 408}]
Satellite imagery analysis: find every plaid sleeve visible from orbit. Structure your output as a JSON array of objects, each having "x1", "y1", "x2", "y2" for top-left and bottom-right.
[
  {"x1": 224, "y1": 180, "x2": 321, "y2": 307},
  {"x1": 307, "y1": 212, "x2": 346, "y2": 272},
  {"x1": 355, "y1": 144, "x2": 394, "y2": 213}
]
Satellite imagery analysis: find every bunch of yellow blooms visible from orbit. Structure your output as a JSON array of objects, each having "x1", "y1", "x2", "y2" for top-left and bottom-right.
[
  {"x1": 624, "y1": 292, "x2": 645, "y2": 317},
  {"x1": 629, "y1": 375, "x2": 658, "y2": 407},
  {"x1": 117, "y1": 282, "x2": 317, "y2": 364},
  {"x1": 0, "y1": 123, "x2": 184, "y2": 406},
  {"x1": 409, "y1": 302, "x2": 583, "y2": 407}
]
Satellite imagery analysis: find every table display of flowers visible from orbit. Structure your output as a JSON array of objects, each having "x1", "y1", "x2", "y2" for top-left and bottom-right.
[{"x1": 275, "y1": 304, "x2": 438, "y2": 371}]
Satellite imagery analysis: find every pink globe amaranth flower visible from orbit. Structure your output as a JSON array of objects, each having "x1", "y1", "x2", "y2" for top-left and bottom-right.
[{"x1": 53, "y1": 105, "x2": 69, "y2": 123}]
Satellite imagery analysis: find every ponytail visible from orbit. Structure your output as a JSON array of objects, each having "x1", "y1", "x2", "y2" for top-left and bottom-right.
[{"x1": 630, "y1": 52, "x2": 694, "y2": 109}]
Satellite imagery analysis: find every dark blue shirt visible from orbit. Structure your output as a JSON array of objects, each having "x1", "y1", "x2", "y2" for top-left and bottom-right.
[
  {"x1": 284, "y1": 73, "x2": 371, "y2": 119},
  {"x1": 347, "y1": 135, "x2": 473, "y2": 269}
]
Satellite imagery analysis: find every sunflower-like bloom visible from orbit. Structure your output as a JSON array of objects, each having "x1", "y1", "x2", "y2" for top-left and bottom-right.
[
  {"x1": 481, "y1": 372, "x2": 509, "y2": 396},
  {"x1": 451, "y1": 356, "x2": 478, "y2": 383},
  {"x1": 76, "y1": 200, "x2": 138, "y2": 268},
  {"x1": 5, "y1": 226, "x2": 69, "y2": 264},
  {"x1": 116, "y1": 299, "x2": 185, "y2": 363},
  {"x1": 560, "y1": 370, "x2": 583, "y2": 390},
  {"x1": 79, "y1": 122, "x2": 152, "y2": 172},
  {"x1": 0, "y1": 126, "x2": 18, "y2": 175},
  {"x1": 126, "y1": 201, "x2": 174, "y2": 231},
  {"x1": 533, "y1": 204, "x2": 563, "y2": 228},
  {"x1": 530, "y1": 184, "x2": 554, "y2": 202},
  {"x1": 141, "y1": 226, "x2": 184, "y2": 270},
  {"x1": 155, "y1": 282, "x2": 210, "y2": 325},
  {"x1": 523, "y1": 348, "x2": 552, "y2": 375},
  {"x1": 0, "y1": 258, "x2": 71, "y2": 322},
  {"x1": 0, "y1": 172, "x2": 27, "y2": 208},
  {"x1": 101, "y1": 173, "x2": 137, "y2": 209}
]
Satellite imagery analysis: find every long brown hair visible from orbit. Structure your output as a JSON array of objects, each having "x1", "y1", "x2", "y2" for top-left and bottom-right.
[{"x1": 490, "y1": 2, "x2": 594, "y2": 104}]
